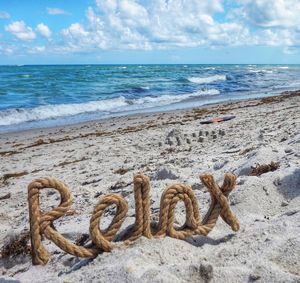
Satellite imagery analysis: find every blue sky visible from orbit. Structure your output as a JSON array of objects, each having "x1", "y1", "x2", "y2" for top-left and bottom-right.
[{"x1": 0, "y1": 0, "x2": 300, "y2": 64}]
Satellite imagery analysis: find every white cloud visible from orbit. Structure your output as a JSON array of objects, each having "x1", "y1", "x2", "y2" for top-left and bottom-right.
[
  {"x1": 242, "y1": 0, "x2": 300, "y2": 28},
  {"x1": 36, "y1": 23, "x2": 52, "y2": 38},
  {"x1": 4, "y1": 0, "x2": 300, "y2": 56},
  {"x1": 5, "y1": 21, "x2": 36, "y2": 41},
  {"x1": 61, "y1": 23, "x2": 94, "y2": 52},
  {"x1": 61, "y1": 0, "x2": 242, "y2": 51},
  {"x1": 70, "y1": 0, "x2": 300, "y2": 53},
  {"x1": 232, "y1": 0, "x2": 300, "y2": 48},
  {"x1": 0, "y1": 11, "x2": 10, "y2": 19},
  {"x1": 260, "y1": 29, "x2": 294, "y2": 46},
  {"x1": 62, "y1": 23, "x2": 89, "y2": 38},
  {"x1": 47, "y1": 7, "x2": 68, "y2": 15}
]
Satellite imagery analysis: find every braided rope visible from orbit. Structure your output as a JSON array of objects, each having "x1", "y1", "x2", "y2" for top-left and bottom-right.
[
  {"x1": 90, "y1": 194, "x2": 128, "y2": 252},
  {"x1": 27, "y1": 173, "x2": 239, "y2": 265},
  {"x1": 126, "y1": 174, "x2": 152, "y2": 241}
]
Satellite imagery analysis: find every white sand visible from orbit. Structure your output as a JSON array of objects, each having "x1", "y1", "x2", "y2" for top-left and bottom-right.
[{"x1": 0, "y1": 91, "x2": 299, "y2": 282}]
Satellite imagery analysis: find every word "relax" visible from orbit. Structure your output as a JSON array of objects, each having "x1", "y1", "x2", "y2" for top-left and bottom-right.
[{"x1": 27, "y1": 173, "x2": 240, "y2": 265}]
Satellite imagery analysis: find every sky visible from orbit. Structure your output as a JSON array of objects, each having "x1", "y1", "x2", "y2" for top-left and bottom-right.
[{"x1": 0, "y1": 0, "x2": 300, "y2": 64}]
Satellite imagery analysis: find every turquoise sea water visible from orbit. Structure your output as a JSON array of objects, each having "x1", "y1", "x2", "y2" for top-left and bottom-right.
[{"x1": 0, "y1": 64, "x2": 299, "y2": 133}]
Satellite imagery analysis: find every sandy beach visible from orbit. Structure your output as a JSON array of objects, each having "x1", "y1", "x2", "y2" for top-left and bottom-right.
[{"x1": 0, "y1": 90, "x2": 299, "y2": 283}]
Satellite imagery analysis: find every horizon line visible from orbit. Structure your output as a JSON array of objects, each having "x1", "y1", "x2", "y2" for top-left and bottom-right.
[{"x1": 1, "y1": 63, "x2": 299, "y2": 66}]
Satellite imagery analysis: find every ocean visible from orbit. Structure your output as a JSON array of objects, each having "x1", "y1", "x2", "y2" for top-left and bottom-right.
[{"x1": 0, "y1": 64, "x2": 299, "y2": 133}]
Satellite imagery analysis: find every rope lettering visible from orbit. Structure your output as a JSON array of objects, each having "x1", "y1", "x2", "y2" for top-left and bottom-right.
[{"x1": 28, "y1": 173, "x2": 239, "y2": 265}]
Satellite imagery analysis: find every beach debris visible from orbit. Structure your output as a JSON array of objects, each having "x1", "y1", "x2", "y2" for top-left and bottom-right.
[
  {"x1": 222, "y1": 149, "x2": 241, "y2": 154},
  {"x1": 54, "y1": 157, "x2": 87, "y2": 167},
  {"x1": 200, "y1": 115, "x2": 236, "y2": 124},
  {"x1": 160, "y1": 147, "x2": 176, "y2": 156},
  {"x1": 0, "y1": 193, "x2": 11, "y2": 200},
  {"x1": 35, "y1": 138, "x2": 47, "y2": 145},
  {"x1": 1, "y1": 171, "x2": 28, "y2": 184},
  {"x1": 239, "y1": 147, "x2": 256, "y2": 155},
  {"x1": 0, "y1": 150, "x2": 19, "y2": 157},
  {"x1": 110, "y1": 180, "x2": 132, "y2": 191},
  {"x1": 0, "y1": 231, "x2": 31, "y2": 259},
  {"x1": 81, "y1": 178, "x2": 102, "y2": 186},
  {"x1": 199, "y1": 262, "x2": 214, "y2": 282},
  {"x1": 25, "y1": 138, "x2": 48, "y2": 148},
  {"x1": 114, "y1": 168, "x2": 130, "y2": 175},
  {"x1": 75, "y1": 234, "x2": 90, "y2": 246},
  {"x1": 154, "y1": 167, "x2": 179, "y2": 180},
  {"x1": 94, "y1": 191, "x2": 103, "y2": 198},
  {"x1": 31, "y1": 168, "x2": 43, "y2": 174},
  {"x1": 250, "y1": 161, "x2": 280, "y2": 176},
  {"x1": 27, "y1": 173, "x2": 239, "y2": 265}
]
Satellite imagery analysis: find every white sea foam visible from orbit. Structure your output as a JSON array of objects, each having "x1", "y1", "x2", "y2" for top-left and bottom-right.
[
  {"x1": 249, "y1": 69, "x2": 273, "y2": 74},
  {"x1": 202, "y1": 67, "x2": 216, "y2": 70},
  {"x1": 0, "y1": 89, "x2": 219, "y2": 126},
  {"x1": 188, "y1": 75, "x2": 226, "y2": 84},
  {"x1": 277, "y1": 66, "x2": 289, "y2": 69},
  {"x1": 133, "y1": 89, "x2": 219, "y2": 106},
  {"x1": 0, "y1": 97, "x2": 128, "y2": 126}
]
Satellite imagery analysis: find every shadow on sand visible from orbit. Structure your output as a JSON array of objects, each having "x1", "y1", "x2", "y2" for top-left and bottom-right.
[
  {"x1": 184, "y1": 233, "x2": 236, "y2": 248},
  {"x1": 277, "y1": 168, "x2": 300, "y2": 199}
]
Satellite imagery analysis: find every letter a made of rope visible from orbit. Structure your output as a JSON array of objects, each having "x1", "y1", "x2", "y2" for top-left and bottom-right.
[{"x1": 27, "y1": 173, "x2": 240, "y2": 265}]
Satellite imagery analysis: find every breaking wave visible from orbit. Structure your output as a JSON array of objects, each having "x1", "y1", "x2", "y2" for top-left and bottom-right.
[
  {"x1": 188, "y1": 75, "x2": 227, "y2": 84},
  {"x1": 0, "y1": 97, "x2": 128, "y2": 126},
  {"x1": 0, "y1": 89, "x2": 219, "y2": 126}
]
